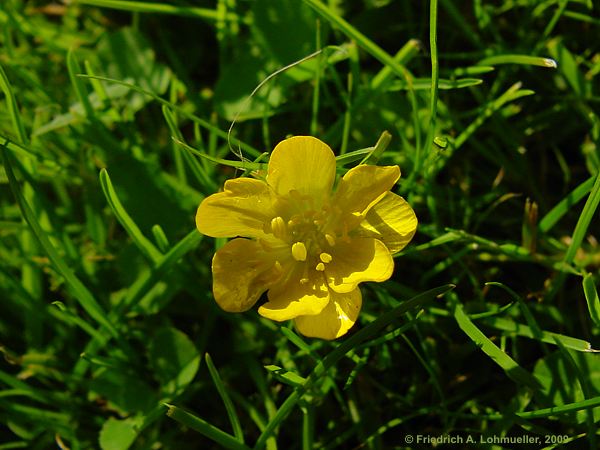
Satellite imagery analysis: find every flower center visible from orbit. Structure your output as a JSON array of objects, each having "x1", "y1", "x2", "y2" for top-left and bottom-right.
[{"x1": 265, "y1": 190, "x2": 344, "y2": 274}]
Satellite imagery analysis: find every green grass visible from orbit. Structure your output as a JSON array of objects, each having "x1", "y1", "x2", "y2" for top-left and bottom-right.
[{"x1": 1, "y1": 0, "x2": 600, "y2": 449}]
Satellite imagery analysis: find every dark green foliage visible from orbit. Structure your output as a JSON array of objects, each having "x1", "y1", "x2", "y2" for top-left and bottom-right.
[{"x1": 1, "y1": 0, "x2": 599, "y2": 449}]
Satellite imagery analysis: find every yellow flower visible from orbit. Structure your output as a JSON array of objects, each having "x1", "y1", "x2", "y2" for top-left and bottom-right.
[{"x1": 196, "y1": 136, "x2": 417, "y2": 340}]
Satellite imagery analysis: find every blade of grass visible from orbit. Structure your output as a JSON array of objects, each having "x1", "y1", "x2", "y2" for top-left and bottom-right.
[
  {"x1": 452, "y1": 82, "x2": 535, "y2": 151},
  {"x1": 583, "y1": 274, "x2": 600, "y2": 328},
  {"x1": 549, "y1": 171, "x2": 600, "y2": 299},
  {"x1": 451, "y1": 294, "x2": 543, "y2": 391},
  {"x1": 165, "y1": 404, "x2": 252, "y2": 450},
  {"x1": 2, "y1": 146, "x2": 118, "y2": 338},
  {"x1": 388, "y1": 77, "x2": 483, "y2": 90},
  {"x1": 205, "y1": 354, "x2": 245, "y2": 444},
  {"x1": 162, "y1": 106, "x2": 216, "y2": 191},
  {"x1": 302, "y1": 0, "x2": 412, "y2": 82},
  {"x1": 173, "y1": 138, "x2": 265, "y2": 171},
  {"x1": 480, "y1": 316, "x2": 596, "y2": 352},
  {"x1": 0, "y1": 64, "x2": 28, "y2": 143},
  {"x1": 115, "y1": 229, "x2": 202, "y2": 315},
  {"x1": 416, "y1": 0, "x2": 439, "y2": 180},
  {"x1": 477, "y1": 54, "x2": 557, "y2": 68},
  {"x1": 99, "y1": 168, "x2": 163, "y2": 263},
  {"x1": 77, "y1": 74, "x2": 262, "y2": 158},
  {"x1": 563, "y1": 171, "x2": 600, "y2": 265},
  {"x1": 538, "y1": 175, "x2": 596, "y2": 233},
  {"x1": 67, "y1": 48, "x2": 94, "y2": 119},
  {"x1": 553, "y1": 338, "x2": 597, "y2": 450},
  {"x1": 486, "y1": 396, "x2": 600, "y2": 420},
  {"x1": 73, "y1": 0, "x2": 242, "y2": 22}
]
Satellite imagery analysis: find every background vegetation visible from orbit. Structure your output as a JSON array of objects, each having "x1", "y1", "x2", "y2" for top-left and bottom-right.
[{"x1": 1, "y1": 0, "x2": 599, "y2": 448}]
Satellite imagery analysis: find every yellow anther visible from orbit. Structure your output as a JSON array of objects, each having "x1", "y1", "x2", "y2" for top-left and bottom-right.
[
  {"x1": 319, "y1": 252, "x2": 332, "y2": 263},
  {"x1": 291, "y1": 242, "x2": 308, "y2": 262},
  {"x1": 315, "y1": 262, "x2": 325, "y2": 271},
  {"x1": 271, "y1": 216, "x2": 287, "y2": 239},
  {"x1": 325, "y1": 233, "x2": 336, "y2": 246}
]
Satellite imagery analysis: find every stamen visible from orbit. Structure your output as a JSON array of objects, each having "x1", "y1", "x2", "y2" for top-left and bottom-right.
[
  {"x1": 271, "y1": 216, "x2": 287, "y2": 239},
  {"x1": 291, "y1": 242, "x2": 308, "y2": 262},
  {"x1": 319, "y1": 252, "x2": 332, "y2": 263},
  {"x1": 300, "y1": 277, "x2": 310, "y2": 285},
  {"x1": 325, "y1": 233, "x2": 336, "y2": 246},
  {"x1": 315, "y1": 262, "x2": 325, "y2": 271}
]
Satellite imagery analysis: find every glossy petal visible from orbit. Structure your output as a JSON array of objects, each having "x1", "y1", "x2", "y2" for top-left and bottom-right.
[
  {"x1": 258, "y1": 264, "x2": 330, "y2": 321},
  {"x1": 326, "y1": 237, "x2": 394, "y2": 294},
  {"x1": 294, "y1": 289, "x2": 362, "y2": 340},
  {"x1": 267, "y1": 136, "x2": 336, "y2": 203},
  {"x1": 332, "y1": 164, "x2": 400, "y2": 228},
  {"x1": 212, "y1": 238, "x2": 281, "y2": 312},
  {"x1": 196, "y1": 178, "x2": 274, "y2": 239},
  {"x1": 356, "y1": 192, "x2": 418, "y2": 253}
]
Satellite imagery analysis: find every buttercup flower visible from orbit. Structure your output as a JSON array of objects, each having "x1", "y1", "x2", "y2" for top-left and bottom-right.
[{"x1": 196, "y1": 136, "x2": 417, "y2": 339}]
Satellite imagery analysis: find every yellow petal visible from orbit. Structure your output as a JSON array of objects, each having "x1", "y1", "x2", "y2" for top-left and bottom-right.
[
  {"x1": 326, "y1": 237, "x2": 394, "y2": 293},
  {"x1": 267, "y1": 136, "x2": 336, "y2": 202},
  {"x1": 212, "y1": 238, "x2": 281, "y2": 312},
  {"x1": 333, "y1": 165, "x2": 400, "y2": 228},
  {"x1": 356, "y1": 192, "x2": 417, "y2": 254},
  {"x1": 294, "y1": 288, "x2": 362, "y2": 340},
  {"x1": 258, "y1": 265, "x2": 330, "y2": 321},
  {"x1": 196, "y1": 178, "x2": 274, "y2": 238}
]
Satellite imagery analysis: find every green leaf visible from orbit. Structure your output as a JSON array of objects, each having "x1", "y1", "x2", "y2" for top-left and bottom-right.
[
  {"x1": 95, "y1": 28, "x2": 171, "y2": 108},
  {"x1": 89, "y1": 368, "x2": 157, "y2": 414},
  {"x1": 213, "y1": 50, "x2": 284, "y2": 121},
  {"x1": 148, "y1": 327, "x2": 200, "y2": 395},
  {"x1": 99, "y1": 417, "x2": 142, "y2": 450},
  {"x1": 252, "y1": 0, "x2": 316, "y2": 65}
]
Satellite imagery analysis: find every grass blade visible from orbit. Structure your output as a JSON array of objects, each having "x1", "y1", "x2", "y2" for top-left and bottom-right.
[
  {"x1": 74, "y1": 0, "x2": 240, "y2": 22},
  {"x1": 538, "y1": 175, "x2": 596, "y2": 233},
  {"x1": 563, "y1": 171, "x2": 600, "y2": 266},
  {"x1": 205, "y1": 354, "x2": 245, "y2": 444},
  {"x1": 116, "y1": 229, "x2": 202, "y2": 315},
  {"x1": 583, "y1": 273, "x2": 600, "y2": 328},
  {"x1": 302, "y1": 0, "x2": 411, "y2": 81},
  {"x1": 480, "y1": 317, "x2": 596, "y2": 352},
  {"x1": 165, "y1": 404, "x2": 251, "y2": 450},
  {"x1": 509, "y1": 396, "x2": 600, "y2": 420},
  {"x1": 477, "y1": 54, "x2": 557, "y2": 68},
  {"x1": 67, "y1": 48, "x2": 94, "y2": 118},
  {"x1": 451, "y1": 294, "x2": 543, "y2": 391},
  {"x1": 0, "y1": 64, "x2": 28, "y2": 143},
  {"x1": 99, "y1": 168, "x2": 163, "y2": 263},
  {"x1": 2, "y1": 146, "x2": 118, "y2": 338},
  {"x1": 77, "y1": 74, "x2": 261, "y2": 158}
]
